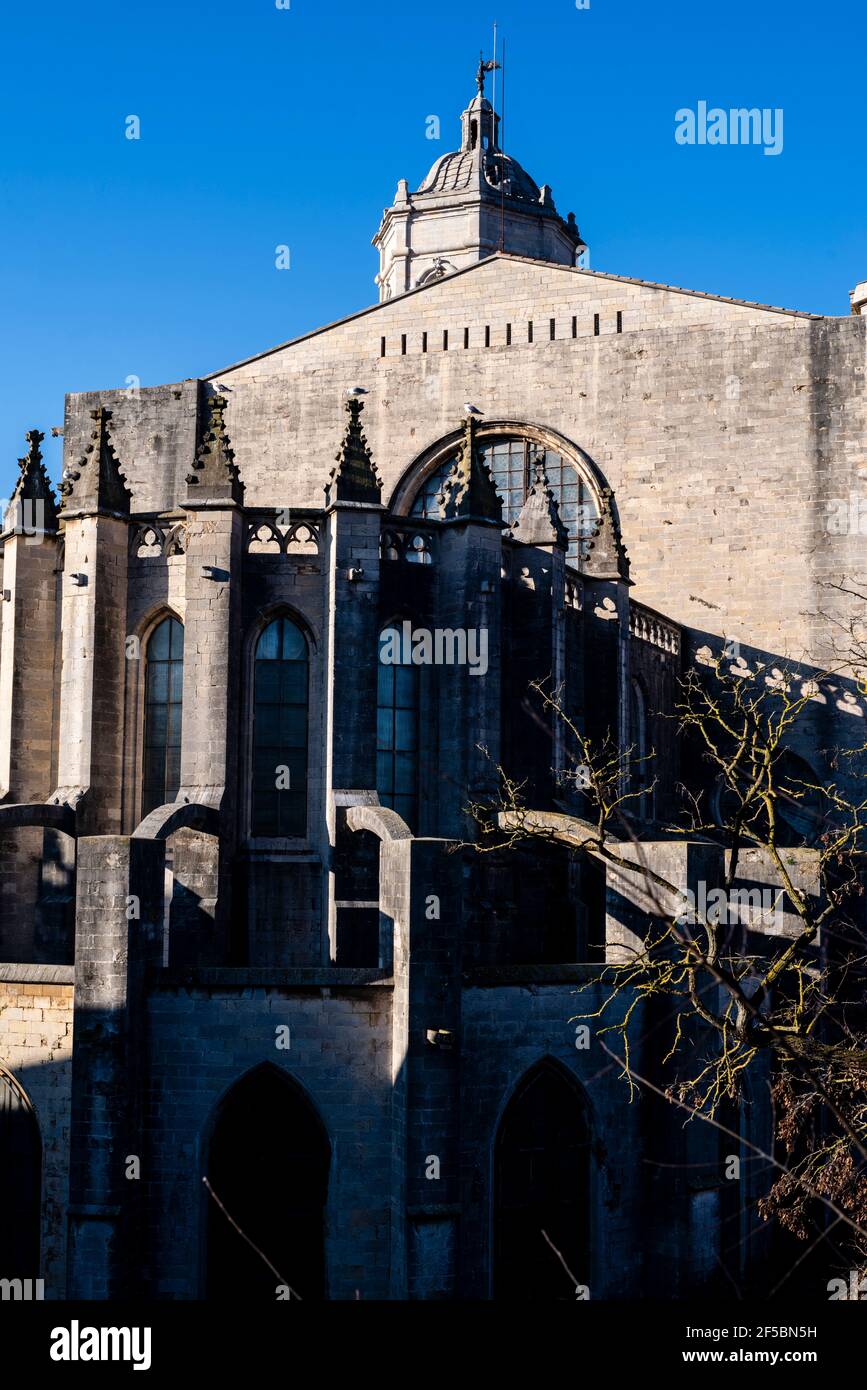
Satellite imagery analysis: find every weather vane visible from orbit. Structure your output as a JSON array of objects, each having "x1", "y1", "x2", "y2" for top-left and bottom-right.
[{"x1": 476, "y1": 51, "x2": 501, "y2": 96}]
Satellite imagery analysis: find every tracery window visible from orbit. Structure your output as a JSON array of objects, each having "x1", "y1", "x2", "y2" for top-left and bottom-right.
[
  {"x1": 142, "y1": 616, "x2": 184, "y2": 816},
  {"x1": 252, "y1": 617, "x2": 309, "y2": 837},
  {"x1": 409, "y1": 435, "x2": 599, "y2": 561},
  {"x1": 376, "y1": 626, "x2": 419, "y2": 829}
]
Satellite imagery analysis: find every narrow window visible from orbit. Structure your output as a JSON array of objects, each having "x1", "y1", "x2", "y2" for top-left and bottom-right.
[
  {"x1": 142, "y1": 616, "x2": 184, "y2": 817},
  {"x1": 506, "y1": 323, "x2": 512, "y2": 346},
  {"x1": 485, "y1": 325, "x2": 491, "y2": 347},
  {"x1": 401, "y1": 333, "x2": 407, "y2": 356},
  {"x1": 593, "y1": 314, "x2": 600, "y2": 337},
  {"x1": 629, "y1": 679, "x2": 650, "y2": 822},
  {"x1": 377, "y1": 627, "x2": 419, "y2": 829},
  {"x1": 443, "y1": 329, "x2": 449, "y2": 351},
  {"x1": 549, "y1": 318, "x2": 556, "y2": 341},
  {"x1": 252, "y1": 617, "x2": 309, "y2": 837},
  {"x1": 572, "y1": 315, "x2": 577, "y2": 339},
  {"x1": 464, "y1": 327, "x2": 470, "y2": 349},
  {"x1": 422, "y1": 331, "x2": 428, "y2": 354},
  {"x1": 616, "y1": 311, "x2": 623, "y2": 334},
  {"x1": 380, "y1": 337, "x2": 386, "y2": 358},
  {"x1": 528, "y1": 321, "x2": 534, "y2": 343}
]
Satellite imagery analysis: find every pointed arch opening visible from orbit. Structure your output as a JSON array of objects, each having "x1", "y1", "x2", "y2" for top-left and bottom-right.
[
  {"x1": 376, "y1": 623, "x2": 420, "y2": 830},
  {"x1": 142, "y1": 614, "x2": 184, "y2": 818},
  {"x1": 494, "y1": 1059, "x2": 591, "y2": 1300},
  {"x1": 0, "y1": 1069, "x2": 42, "y2": 1280},
  {"x1": 393, "y1": 424, "x2": 605, "y2": 563},
  {"x1": 204, "y1": 1065, "x2": 330, "y2": 1301},
  {"x1": 251, "y1": 615, "x2": 310, "y2": 838}
]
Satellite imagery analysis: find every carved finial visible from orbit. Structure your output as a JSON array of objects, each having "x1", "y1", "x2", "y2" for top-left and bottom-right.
[
  {"x1": 186, "y1": 392, "x2": 244, "y2": 505},
  {"x1": 437, "y1": 416, "x2": 503, "y2": 526},
  {"x1": 21, "y1": 429, "x2": 45, "y2": 471},
  {"x1": 59, "y1": 407, "x2": 131, "y2": 517},
  {"x1": 580, "y1": 487, "x2": 630, "y2": 581},
  {"x1": 510, "y1": 451, "x2": 568, "y2": 548},
  {"x1": 2, "y1": 429, "x2": 59, "y2": 536},
  {"x1": 325, "y1": 398, "x2": 382, "y2": 506}
]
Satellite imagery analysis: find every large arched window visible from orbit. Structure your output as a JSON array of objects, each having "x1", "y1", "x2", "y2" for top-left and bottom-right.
[
  {"x1": 142, "y1": 616, "x2": 184, "y2": 817},
  {"x1": 252, "y1": 617, "x2": 309, "y2": 838},
  {"x1": 377, "y1": 626, "x2": 419, "y2": 829},
  {"x1": 410, "y1": 436, "x2": 599, "y2": 561}
]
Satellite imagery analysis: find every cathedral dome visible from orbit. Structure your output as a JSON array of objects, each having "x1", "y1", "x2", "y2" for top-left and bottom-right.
[
  {"x1": 416, "y1": 85, "x2": 544, "y2": 207},
  {"x1": 418, "y1": 145, "x2": 543, "y2": 204},
  {"x1": 373, "y1": 58, "x2": 587, "y2": 301},
  {"x1": 417, "y1": 149, "x2": 478, "y2": 196}
]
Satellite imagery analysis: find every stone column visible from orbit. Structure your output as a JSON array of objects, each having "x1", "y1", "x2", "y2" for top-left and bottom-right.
[
  {"x1": 507, "y1": 452, "x2": 568, "y2": 802},
  {"x1": 176, "y1": 391, "x2": 245, "y2": 963},
  {"x1": 54, "y1": 408, "x2": 132, "y2": 836},
  {"x1": 580, "y1": 488, "x2": 632, "y2": 757},
  {"x1": 435, "y1": 417, "x2": 504, "y2": 838},
  {"x1": 323, "y1": 398, "x2": 384, "y2": 961},
  {"x1": 55, "y1": 515, "x2": 130, "y2": 831},
  {"x1": 0, "y1": 433, "x2": 61, "y2": 960},
  {"x1": 364, "y1": 824, "x2": 462, "y2": 1299},
  {"x1": 66, "y1": 834, "x2": 164, "y2": 1299}
]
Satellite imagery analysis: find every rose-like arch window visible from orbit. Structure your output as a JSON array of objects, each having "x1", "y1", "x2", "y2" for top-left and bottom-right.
[{"x1": 409, "y1": 436, "x2": 599, "y2": 561}]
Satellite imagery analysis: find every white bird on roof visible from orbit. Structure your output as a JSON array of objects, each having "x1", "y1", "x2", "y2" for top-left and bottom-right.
[{"x1": 463, "y1": 403, "x2": 483, "y2": 415}]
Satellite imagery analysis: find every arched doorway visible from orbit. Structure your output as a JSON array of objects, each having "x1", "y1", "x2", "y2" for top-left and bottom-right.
[
  {"x1": 205, "y1": 1065, "x2": 330, "y2": 1300},
  {"x1": 0, "y1": 1069, "x2": 42, "y2": 1279},
  {"x1": 494, "y1": 1060, "x2": 591, "y2": 1300}
]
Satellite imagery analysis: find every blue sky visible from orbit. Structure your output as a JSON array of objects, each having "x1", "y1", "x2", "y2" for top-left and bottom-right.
[{"x1": 0, "y1": 0, "x2": 864, "y2": 499}]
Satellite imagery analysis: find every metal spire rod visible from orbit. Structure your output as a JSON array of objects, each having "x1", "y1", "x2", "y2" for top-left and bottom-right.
[{"x1": 500, "y1": 37, "x2": 507, "y2": 250}]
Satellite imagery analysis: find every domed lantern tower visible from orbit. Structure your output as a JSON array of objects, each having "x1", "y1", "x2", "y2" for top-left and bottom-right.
[{"x1": 373, "y1": 58, "x2": 587, "y2": 301}]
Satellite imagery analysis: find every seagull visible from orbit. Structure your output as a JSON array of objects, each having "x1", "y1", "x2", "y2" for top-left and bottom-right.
[
  {"x1": 463, "y1": 403, "x2": 483, "y2": 416},
  {"x1": 345, "y1": 386, "x2": 368, "y2": 398}
]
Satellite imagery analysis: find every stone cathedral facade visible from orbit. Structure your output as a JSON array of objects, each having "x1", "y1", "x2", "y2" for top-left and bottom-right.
[{"x1": 0, "y1": 69, "x2": 865, "y2": 1302}]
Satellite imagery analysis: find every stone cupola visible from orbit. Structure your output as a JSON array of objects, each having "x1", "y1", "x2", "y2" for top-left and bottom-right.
[{"x1": 373, "y1": 59, "x2": 587, "y2": 301}]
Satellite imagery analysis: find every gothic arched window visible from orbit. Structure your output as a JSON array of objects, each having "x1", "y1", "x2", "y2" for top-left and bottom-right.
[
  {"x1": 495, "y1": 1060, "x2": 591, "y2": 1300},
  {"x1": 410, "y1": 436, "x2": 599, "y2": 561},
  {"x1": 205, "y1": 1065, "x2": 330, "y2": 1300},
  {"x1": 377, "y1": 626, "x2": 419, "y2": 829},
  {"x1": 142, "y1": 616, "x2": 184, "y2": 817},
  {"x1": 252, "y1": 617, "x2": 309, "y2": 838}
]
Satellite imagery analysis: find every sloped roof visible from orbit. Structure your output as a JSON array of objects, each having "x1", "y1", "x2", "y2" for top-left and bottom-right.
[{"x1": 205, "y1": 252, "x2": 825, "y2": 380}]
